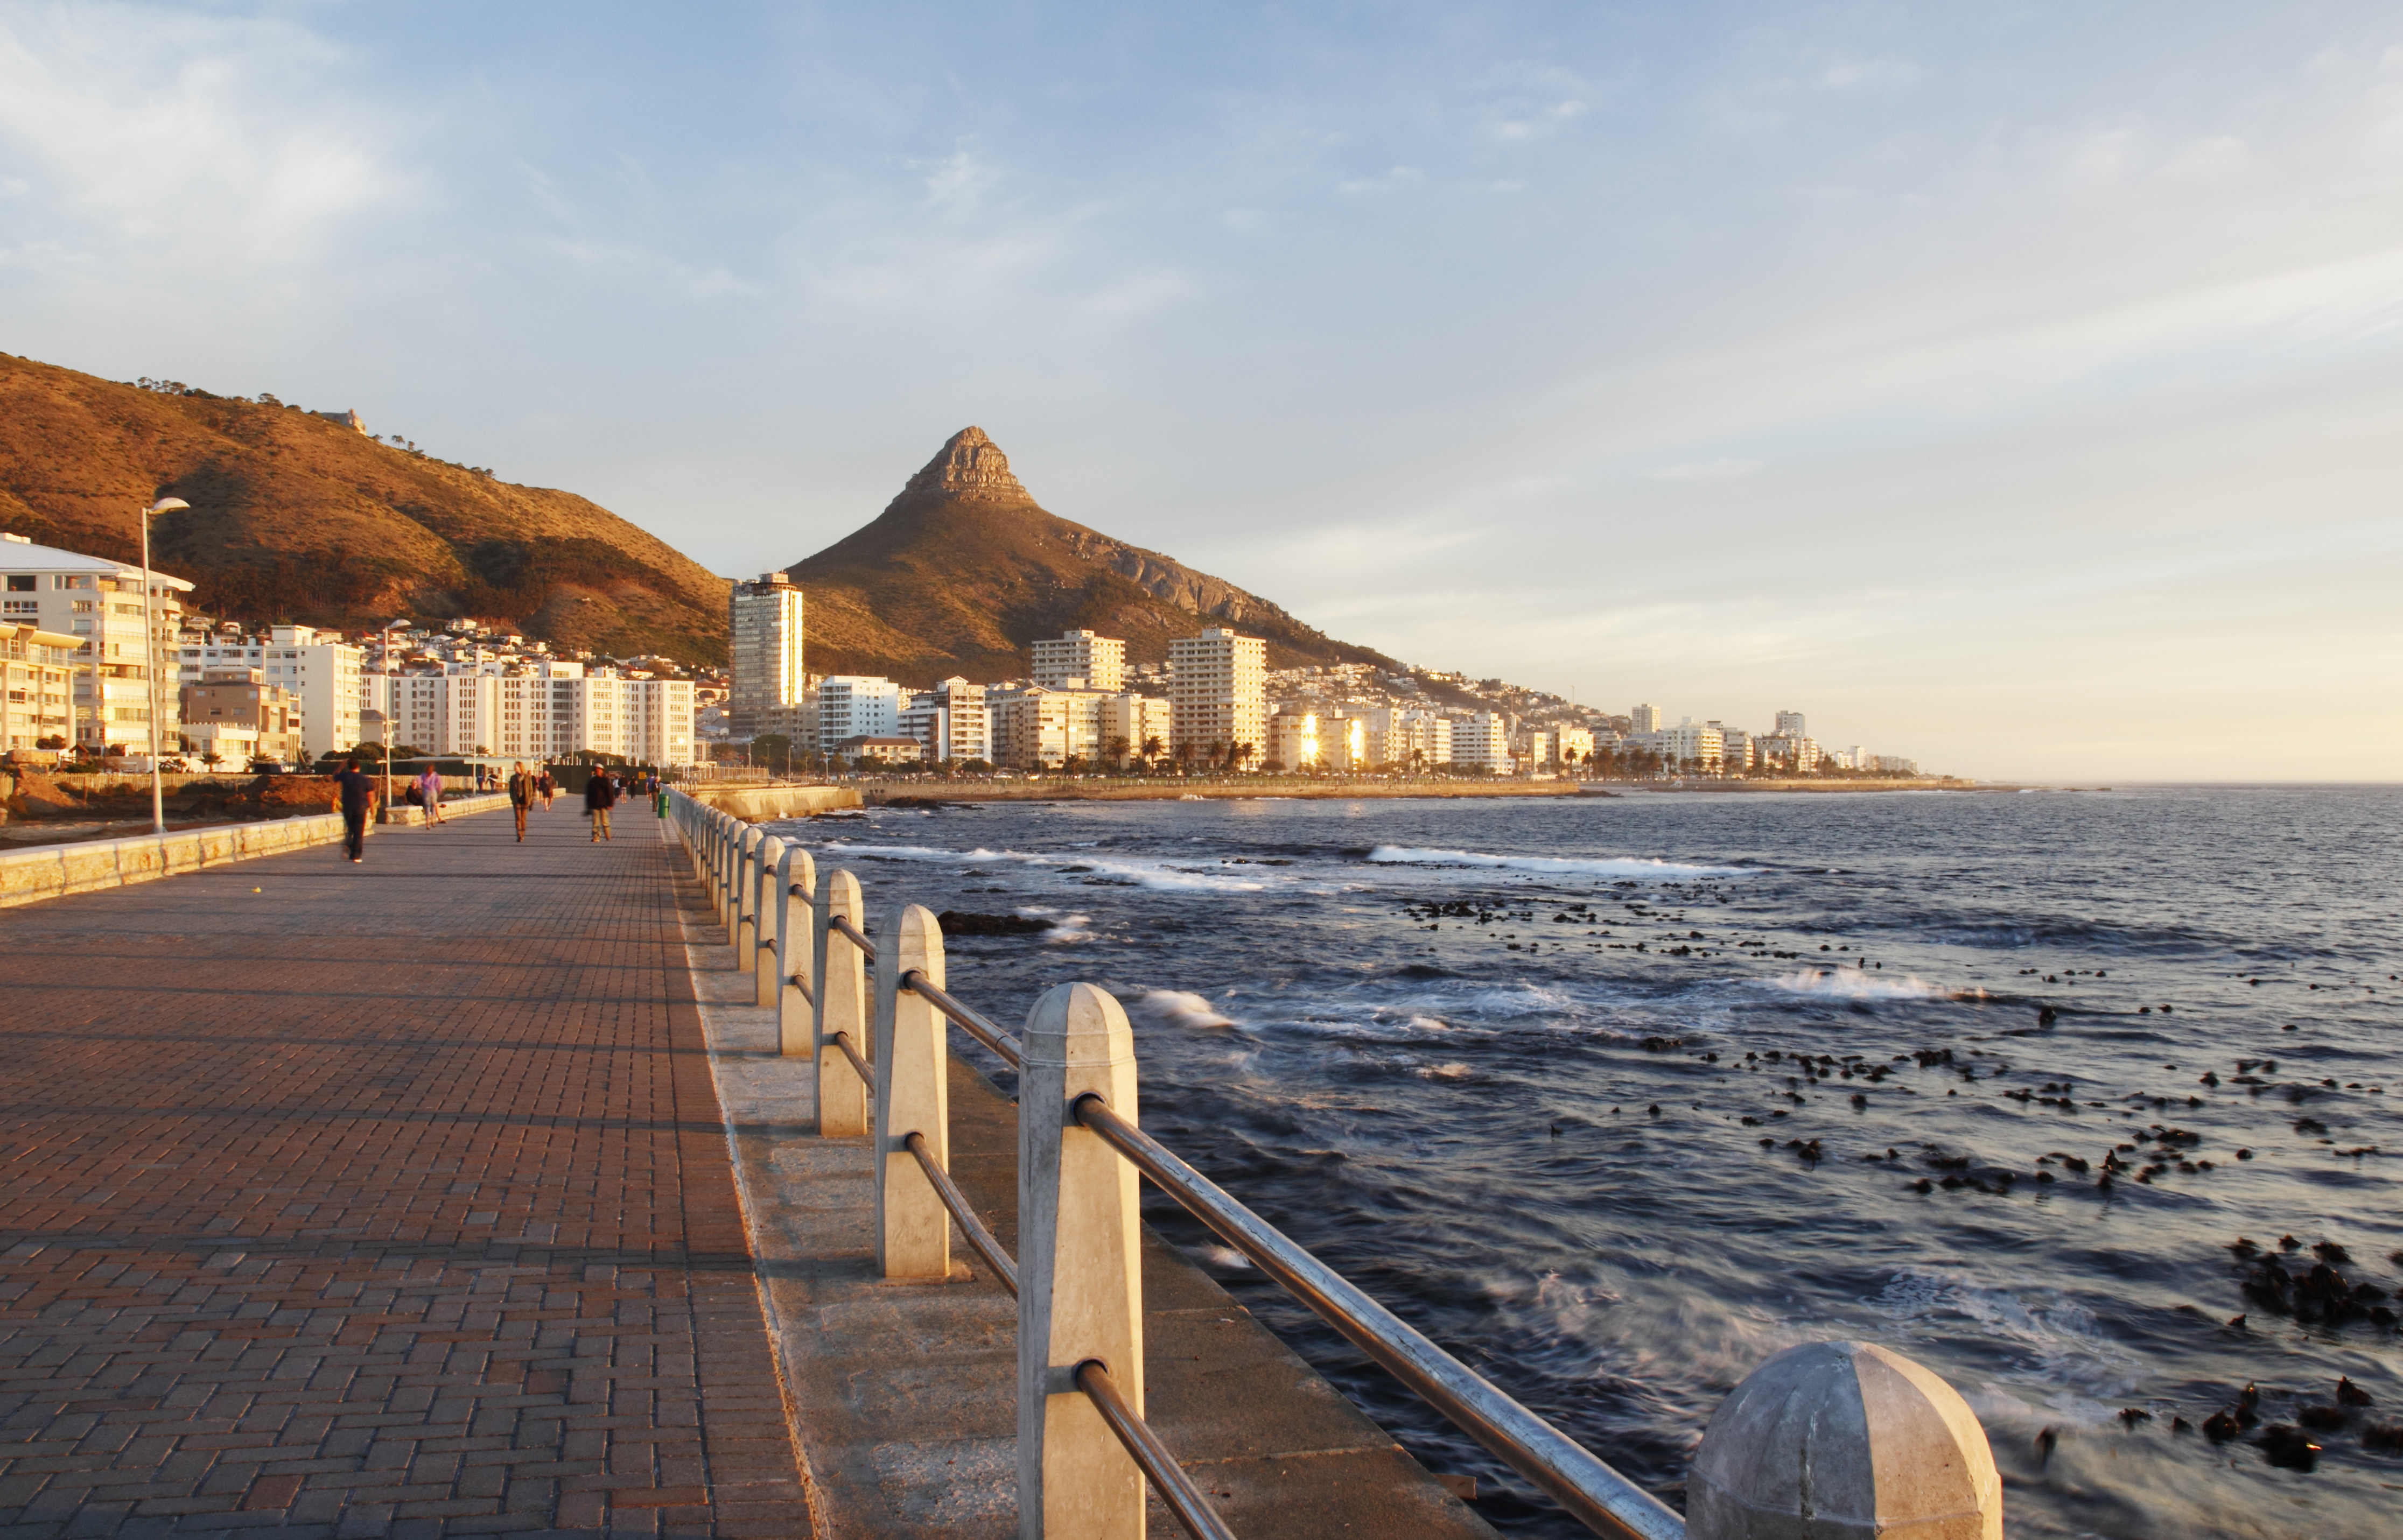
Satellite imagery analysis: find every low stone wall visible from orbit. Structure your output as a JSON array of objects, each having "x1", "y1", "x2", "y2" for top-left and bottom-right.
[
  {"x1": 0, "y1": 793, "x2": 512, "y2": 909},
  {"x1": 683, "y1": 783, "x2": 861, "y2": 821}
]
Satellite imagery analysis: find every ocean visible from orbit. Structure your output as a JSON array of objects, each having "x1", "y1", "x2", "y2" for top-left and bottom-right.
[{"x1": 766, "y1": 785, "x2": 2401, "y2": 1538}]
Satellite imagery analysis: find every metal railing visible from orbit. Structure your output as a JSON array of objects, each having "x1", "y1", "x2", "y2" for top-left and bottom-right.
[{"x1": 663, "y1": 789, "x2": 2000, "y2": 1540}]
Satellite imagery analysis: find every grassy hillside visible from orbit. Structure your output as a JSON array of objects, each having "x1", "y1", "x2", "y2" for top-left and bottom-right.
[
  {"x1": 787, "y1": 427, "x2": 1395, "y2": 685},
  {"x1": 0, "y1": 352, "x2": 729, "y2": 663}
]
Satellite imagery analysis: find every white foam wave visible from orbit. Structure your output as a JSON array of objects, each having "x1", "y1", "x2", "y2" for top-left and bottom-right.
[
  {"x1": 1764, "y1": 968, "x2": 1948, "y2": 1000},
  {"x1": 812, "y1": 841, "x2": 1272, "y2": 893},
  {"x1": 1135, "y1": 990, "x2": 1236, "y2": 1029},
  {"x1": 1365, "y1": 846, "x2": 1752, "y2": 879}
]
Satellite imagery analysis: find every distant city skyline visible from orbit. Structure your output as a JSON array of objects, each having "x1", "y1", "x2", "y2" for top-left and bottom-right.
[{"x1": 2, "y1": 3, "x2": 2397, "y2": 779}]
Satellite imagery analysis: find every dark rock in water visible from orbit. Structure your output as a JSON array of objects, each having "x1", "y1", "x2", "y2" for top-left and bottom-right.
[
  {"x1": 2364, "y1": 1423, "x2": 2403, "y2": 1455},
  {"x1": 2035, "y1": 1425, "x2": 2059, "y2": 1464},
  {"x1": 2297, "y1": 1405, "x2": 2348, "y2": 1432},
  {"x1": 2258, "y1": 1424, "x2": 2321, "y2": 1471},
  {"x1": 936, "y1": 910, "x2": 1050, "y2": 936},
  {"x1": 2203, "y1": 1410, "x2": 2241, "y2": 1442},
  {"x1": 2236, "y1": 1383, "x2": 2261, "y2": 1426},
  {"x1": 2118, "y1": 1407, "x2": 2153, "y2": 1427},
  {"x1": 1640, "y1": 1036, "x2": 1686, "y2": 1051},
  {"x1": 2337, "y1": 1377, "x2": 2374, "y2": 1408},
  {"x1": 2314, "y1": 1240, "x2": 2353, "y2": 1265},
  {"x1": 878, "y1": 795, "x2": 949, "y2": 810}
]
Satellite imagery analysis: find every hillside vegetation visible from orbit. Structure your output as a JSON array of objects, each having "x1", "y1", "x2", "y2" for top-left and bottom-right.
[{"x1": 0, "y1": 352, "x2": 730, "y2": 663}]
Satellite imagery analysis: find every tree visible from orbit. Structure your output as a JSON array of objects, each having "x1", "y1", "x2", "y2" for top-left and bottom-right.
[
  {"x1": 1232, "y1": 741, "x2": 1256, "y2": 773},
  {"x1": 1105, "y1": 735, "x2": 1130, "y2": 771},
  {"x1": 753, "y1": 733, "x2": 793, "y2": 776},
  {"x1": 200, "y1": 749, "x2": 223, "y2": 770},
  {"x1": 1141, "y1": 735, "x2": 1164, "y2": 771},
  {"x1": 1262, "y1": 757, "x2": 1285, "y2": 774},
  {"x1": 1173, "y1": 741, "x2": 1196, "y2": 773},
  {"x1": 34, "y1": 734, "x2": 64, "y2": 751}
]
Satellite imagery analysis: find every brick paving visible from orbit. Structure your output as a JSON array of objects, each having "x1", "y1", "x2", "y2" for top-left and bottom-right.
[{"x1": 0, "y1": 802, "x2": 811, "y2": 1538}]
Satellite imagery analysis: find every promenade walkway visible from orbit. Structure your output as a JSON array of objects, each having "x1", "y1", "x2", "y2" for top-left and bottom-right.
[{"x1": 0, "y1": 801, "x2": 809, "y2": 1538}]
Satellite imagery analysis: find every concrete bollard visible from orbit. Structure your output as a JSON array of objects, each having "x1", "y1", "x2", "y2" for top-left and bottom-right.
[
  {"x1": 1017, "y1": 982, "x2": 1145, "y2": 1540},
  {"x1": 1687, "y1": 1340, "x2": 2000, "y2": 1540},
  {"x1": 775, "y1": 844, "x2": 817, "y2": 1057},
  {"x1": 733, "y1": 826, "x2": 764, "y2": 946},
  {"x1": 873, "y1": 904, "x2": 950, "y2": 1280},
  {"x1": 748, "y1": 835, "x2": 782, "y2": 1002},
  {"x1": 813, "y1": 868, "x2": 871, "y2": 1137}
]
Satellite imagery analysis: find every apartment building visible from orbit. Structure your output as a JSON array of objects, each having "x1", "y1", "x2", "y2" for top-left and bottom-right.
[
  {"x1": 1, "y1": 624, "x2": 78, "y2": 752},
  {"x1": 0, "y1": 532, "x2": 191, "y2": 753},
  {"x1": 899, "y1": 678, "x2": 991, "y2": 764},
  {"x1": 177, "y1": 624, "x2": 364, "y2": 760},
  {"x1": 1365, "y1": 708, "x2": 1452, "y2": 772},
  {"x1": 178, "y1": 669, "x2": 303, "y2": 765},
  {"x1": 1101, "y1": 693, "x2": 1171, "y2": 763},
  {"x1": 1031, "y1": 629, "x2": 1125, "y2": 692},
  {"x1": 1451, "y1": 712, "x2": 1511, "y2": 772},
  {"x1": 1775, "y1": 710, "x2": 1807, "y2": 739},
  {"x1": 1518, "y1": 729, "x2": 1553, "y2": 775},
  {"x1": 365, "y1": 665, "x2": 697, "y2": 765},
  {"x1": 1661, "y1": 719, "x2": 1725, "y2": 771},
  {"x1": 1267, "y1": 712, "x2": 1319, "y2": 771},
  {"x1": 728, "y1": 571, "x2": 805, "y2": 737},
  {"x1": 811, "y1": 676, "x2": 901, "y2": 756},
  {"x1": 1167, "y1": 627, "x2": 1265, "y2": 758},
  {"x1": 1630, "y1": 703, "x2": 1664, "y2": 735},
  {"x1": 1556, "y1": 725, "x2": 1595, "y2": 768}
]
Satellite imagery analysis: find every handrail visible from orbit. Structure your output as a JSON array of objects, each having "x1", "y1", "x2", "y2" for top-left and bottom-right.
[
  {"x1": 1070, "y1": 1094, "x2": 1683, "y2": 1540},
  {"x1": 830, "y1": 912, "x2": 876, "y2": 961},
  {"x1": 1074, "y1": 1359, "x2": 1239, "y2": 1540},
  {"x1": 790, "y1": 975, "x2": 815, "y2": 1007},
  {"x1": 829, "y1": 1029, "x2": 873, "y2": 1088},
  {"x1": 901, "y1": 1130, "x2": 1018, "y2": 1295},
  {"x1": 901, "y1": 969, "x2": 1023, "y2": 1067}
]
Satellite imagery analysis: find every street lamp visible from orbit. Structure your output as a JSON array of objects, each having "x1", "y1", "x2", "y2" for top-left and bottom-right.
[
  {"x1": 141, "y1": 496, "x2": 189, "y2": 834},
  {"x1": 379, "y1": 620, "x2": 409, "y2": 819}
]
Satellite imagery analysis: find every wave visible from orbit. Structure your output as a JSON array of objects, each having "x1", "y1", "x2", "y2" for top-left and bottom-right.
[
  {"x1": 1763, "y1": 968, "x2": 1952, "y2": 1001},
  {"x1": 812, "y1": 840, "x2": 1274, "y2": 894},
  {"x1": 1134, "y1": 989, "x2": 1236, "y2": 1029},
  {"x1": 1365, "y1": 845, "x2": 1754, "y2": 879}
]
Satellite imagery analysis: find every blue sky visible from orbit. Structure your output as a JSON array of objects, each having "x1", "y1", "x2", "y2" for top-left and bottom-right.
[{"x1": 4, "y1": 2, "x2": 2399, "y2": 778}]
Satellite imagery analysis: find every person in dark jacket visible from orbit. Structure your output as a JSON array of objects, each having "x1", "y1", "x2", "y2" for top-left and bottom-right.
[
  {"x1": 584, "y1": 767, "x2": 619, "y2": 842},
  {"x1": 507, "y1": 761, "x2": 535, "y2": 842},
  {"x1": 335, "y1": 756, "x2": 373, "y2": 863}
]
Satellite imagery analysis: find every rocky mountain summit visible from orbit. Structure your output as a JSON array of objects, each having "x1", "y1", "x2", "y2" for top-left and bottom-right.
[{"x1": 786, "y1": 427, "x2": 1390, "y2": 684}]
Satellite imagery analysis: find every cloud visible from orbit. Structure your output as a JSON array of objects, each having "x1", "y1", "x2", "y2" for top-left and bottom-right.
[{"x1": 1645, "y1": 458, "x2": 1762, "y2": 482}]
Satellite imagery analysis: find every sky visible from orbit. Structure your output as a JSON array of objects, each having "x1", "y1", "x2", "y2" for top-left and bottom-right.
[{"x1": 2, "y1": 2, "x2": 2399, "y2": 780}]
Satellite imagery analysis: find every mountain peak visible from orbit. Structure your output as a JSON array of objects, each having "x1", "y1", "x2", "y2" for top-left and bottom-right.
[{"x1": 903, "y1": 426, "x2": 1025, "y2": 498}]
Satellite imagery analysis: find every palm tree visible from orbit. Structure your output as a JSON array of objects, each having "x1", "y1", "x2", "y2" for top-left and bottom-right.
[
  {"x1": 1106, "y1": 735, "x2": 1130, "y2": 772},
  {"x1": 1141, "y1": 735, "x2": 1164, "y2": 772},
  {"x1": 1232, "y1": 741, "x2": 1255, "y2": 773}
]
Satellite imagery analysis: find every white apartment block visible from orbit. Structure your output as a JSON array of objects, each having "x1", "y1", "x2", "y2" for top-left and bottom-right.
[
  {"x1": 812, "y1": 676, "x2": 901, "y2": 755},
  {"x1": 1519, "y1": 729, "x2": 1553, "y2": 775},
  {"x1": 1, "y1": 533, "x2": 191, "y2": 753},
  {"x1": 1775, "y1": 710, "x2": 1807, "y2": 739},
  {"x1": 1556, "y1": 726, "x2": 1595, "y2": 768},
  {"x1": 1031, "y1": 629, "x2": 1125, "y2": 692},
  {"x1": 1630, "y1": 703, "x2": 1664, "y2": 735},
  {"x1": 1167, "y1": 628, "x2": 1265, "y2": 758},
  {"x1": 728, "y1": 572, "x2": 805, "y2": 737},
  {"x1": 365, "y1": 664, "x2": 697, "y2": 766},
  {"x1": 1266, "y1": 712, "x2": 1318, "y2": 771},
  {"x1": 900, "y1": 678, "x2": 991, "y2": 764},
  {"x1": 177, "y1": 624, "x2": 364, "y2": 761},
  {"x1": 1719, "y1": 727, "x2": 1755, "y2": 772},
  {"x1": 1451, "y1": 712, "x2": 1511, "y2": 772},
  {"x1": 1662, "y1": 719, "x2": 1725, "y2": 771},
  {"x1": 1102, "y1": 693, "x2": 1171, "y2": 762},
  {"x1": 1, "y1": 624, "x2": 78, "y2": 753},
  {"x1": 1365, "y1": 708, "x2": 1451, "y2": 772}
]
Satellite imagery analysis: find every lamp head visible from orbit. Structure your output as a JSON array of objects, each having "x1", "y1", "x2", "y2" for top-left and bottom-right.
[{"x1": 148, "y1": 497, "x2": 190, "y2": 514}]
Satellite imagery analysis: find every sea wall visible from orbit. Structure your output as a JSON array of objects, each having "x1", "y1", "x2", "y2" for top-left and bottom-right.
[
  {"x1": 0, "y1": 793, "x2": 511, "y2": 909},
  {"x1": 685, "y1": 783, "x2": 862, "y2": 821}
]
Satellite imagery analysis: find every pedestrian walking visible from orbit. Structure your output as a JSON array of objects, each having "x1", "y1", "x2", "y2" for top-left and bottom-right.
[
  {"x1": 335, "y1": 756, "x2": 373, "y2": 863},
  {"x1": 508, "y1": 760, "x2": 535, "y2": 842},
  {"x1": 539, "y1": 769, "x2": 555, "y2": 811},
  {"x1": 418, "y1": 765, "x2": 446, "y2": 826},
  {"x1": 585, "y1": 765, "x2": 618, "y2": 842}
]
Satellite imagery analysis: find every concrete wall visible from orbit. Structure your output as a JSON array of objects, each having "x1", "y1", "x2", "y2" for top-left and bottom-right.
[
  {"x1": 0, "y1": 794, "x2": 512, "y2": 909},
  {"x1": 685, "y1": 783, "x2": 860, "y2": 821}
]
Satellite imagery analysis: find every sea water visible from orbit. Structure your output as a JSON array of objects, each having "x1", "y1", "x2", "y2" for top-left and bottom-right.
[{"x1": 768, "y1": 786, "x2": 2401, "y2": 1538}]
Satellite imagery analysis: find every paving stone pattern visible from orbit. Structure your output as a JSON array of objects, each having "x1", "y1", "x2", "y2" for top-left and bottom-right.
[{"x1": 0, "y1": 803, "x2": 810, "y2": 1538}]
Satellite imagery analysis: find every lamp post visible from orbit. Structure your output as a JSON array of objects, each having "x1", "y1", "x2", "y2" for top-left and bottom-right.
[
  {"x1": 141, "y1": 496, "x2": 189, "y2": 834},
  {"x1": 378, "y1": 620, "x2": 409, "y2": 820}
]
